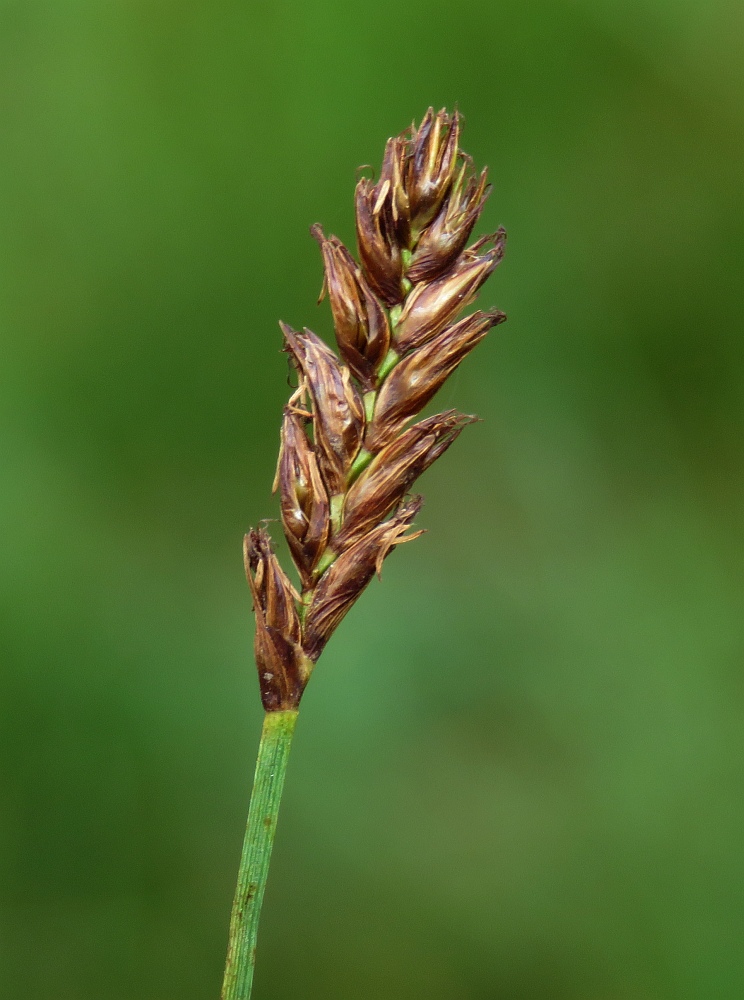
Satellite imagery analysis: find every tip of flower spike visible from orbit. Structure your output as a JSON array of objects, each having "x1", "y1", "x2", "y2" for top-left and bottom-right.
[
  {"x1": 373, "y1": 495, "x2": 425, "y2": 577},
  {"x1": 469, "y1": 227, "x2": 507, "y2": 258},
  {"x1": 278, "y1": 319, "x2": 296, "y2": 346},
  {"x1": 249, "y1": 109, "x2": 507, "y2": 689},
  {"x1": 309, "y1": 228, "x2": 330, "y2": 304}
]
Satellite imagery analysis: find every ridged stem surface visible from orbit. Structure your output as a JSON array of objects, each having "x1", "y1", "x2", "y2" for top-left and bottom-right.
[{"x1": 221, "y1": 710, "x2": 298, "y2": 1000}]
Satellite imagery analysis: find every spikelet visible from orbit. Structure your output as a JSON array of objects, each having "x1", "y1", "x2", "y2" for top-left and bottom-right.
[{"x1": 246, "y1": 108, "x2": 506, "y2": 711}]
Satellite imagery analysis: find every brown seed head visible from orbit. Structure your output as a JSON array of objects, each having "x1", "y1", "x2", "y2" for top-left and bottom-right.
[
  {"x1": 366, "y1": 309, "x2": 506, "y2": 452},
  {"x1": 336, "y1": 410, "x2": 476, "y2": 550},
  {"x1": 303, "y1": 496, "x2": 424, "y2": 662},
  {"x1": 395, "y1": 229, "x2": 506, "y2": 353},
  {"x1": 407, "y1": 160, "x2": 490, "y2": 284},
  {"x1": 281, "y1": 323, "x2": 365, "y2": 496},
  {"x1": 406, "y1": 108, "x2": 461, "y2": 236},
  {"x1": 274, "y1": 407, "x2": 330, "y2": 586},
  {"x1": 377, "y1": 135, "x2": 411, "y2": 244},
  {"x1": 244, "y1": 529, "x2": 309, "y2": 711},
  {"x1": 244, "y1": 110, "x2": 507, "y2": 709},
  {"x1": 311, "y1": 225, "x2": 390, "y2": 390},
  {"x1": 355, "y1": 174, "x2": 404, "y2": 307}
]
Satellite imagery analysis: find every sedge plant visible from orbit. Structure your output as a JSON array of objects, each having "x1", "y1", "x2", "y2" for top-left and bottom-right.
[{"x1": 220, "y1": 108, "x2": 507, "y2": 1000}]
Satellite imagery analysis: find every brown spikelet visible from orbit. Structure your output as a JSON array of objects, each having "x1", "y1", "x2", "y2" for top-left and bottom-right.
[
  {"x1": 280, "y1": 323, "x2": 365, "y2": 497},
  {"x1": 243, "y1": 530, "x2": 310, "y2": 711},
  {"x1": 355, "y1": 176, "x2": 404, "y2": 307},
  {"x1": 336, "y1": 411, "x2": 476, "y2": 551},
  {"x1": 311, "y1": 225, "x2": 390, "y2": 390},
  {"x1": 406, "y1": 107, "x2": 461, "y2": 233},
  {"x1": 244, "y1": 109, "x2": 506, "y2": 709},
  {"x1": 395, "y1": 229, "x2": 506, "y2": 352},
  {"x1": 274, "y1": 407, "x2": 330, "y2": 586},
  {"x1": 407, "y1": 161, "x2": 490, "y2": 284},
  {"x1": 376, "y1": 135, "x2": 411, "y2": 244},
  {"x1": 303, "y1": 496, "x2": 424, "y2": 663},
  {"x1": 366, "y1": 310, "x2": 506, "y2": 453}
]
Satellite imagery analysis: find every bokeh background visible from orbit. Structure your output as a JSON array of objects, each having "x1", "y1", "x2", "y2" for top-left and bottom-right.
[{"x1": 1, "y1": 2, "x2": 743, "y2": 998}]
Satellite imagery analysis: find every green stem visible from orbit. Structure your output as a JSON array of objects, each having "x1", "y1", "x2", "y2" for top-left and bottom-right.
[{"x1": 221, "y1": 709, "x2": 299, "y2": 1000}]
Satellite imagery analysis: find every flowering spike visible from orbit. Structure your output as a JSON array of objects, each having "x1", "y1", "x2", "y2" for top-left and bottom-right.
[
  {"x1": 222, "y1": 110, "x2": 510, "y2": 1000},
  {"x1": 366, "y1": 310, "x2": 506, "y2": 452},
  {"x1": 355, "y1": 176, "x2": 405, "y2": 307},
  {"x1": 275, "y1": 407, "x2": 330, "y2": 586},
  {"x1": 243, "y1": 530, "x2": 310, "y2": 711},
  {"x1": 303, "y1": 496, "x2": 424, "y2": 662},
  {"x1": 407, "y1": 163, "x2": 491, "y2": 284},
  {"x1": 311, "y1": 225, "x2": 390, "y2": 389},
  {"x1": 395, "y1": 229, "x2": 506, "y2": 352},
  {"x1": 280, "y1": 323, "x2": 364, "y2": 496},
  {"x1": 335, "y1": 411, "x2": 476, "y2": 550},
  {"x1": 406, "y1": 108, "x2": 461, "y2": 235},
  {"x1": 247, "y1": 111, "x2": 505, "y2": 704}
]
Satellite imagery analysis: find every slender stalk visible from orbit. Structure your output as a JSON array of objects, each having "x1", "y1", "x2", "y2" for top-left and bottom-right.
[
  {"x1": 227, "y1": 109, "x2": 506, "y2": 996},
  {"x1": 221, "y1": 710, "x2": 299, "y2": 1000}
]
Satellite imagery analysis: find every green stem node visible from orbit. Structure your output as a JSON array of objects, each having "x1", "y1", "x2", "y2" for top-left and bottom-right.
[
  {"x1": 314, "y1": 545, "x2": 339, "y2": 577},
  {"x1": 363, "y1": 390, "x2": 376, "y2": 424},
  {"x1": 221, "y1": 710, "x2": 299, "y2": 1000},
  {"x1": 330, "y1": 493, "x2": 345, "y2": 533},
  {"x1": 377, "y1": 347, "x2": 400, "y2": 381},
  {"x1": 348, "y1": 446, "x2": 373, "y2": 484}
]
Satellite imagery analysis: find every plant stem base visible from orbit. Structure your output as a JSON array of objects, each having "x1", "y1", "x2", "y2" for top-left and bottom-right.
[{"x1": 221, "y1": 709, "x2": 298, "y2": 1000}]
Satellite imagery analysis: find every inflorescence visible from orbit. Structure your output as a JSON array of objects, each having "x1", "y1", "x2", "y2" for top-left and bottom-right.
[{"x1": 245, "y1": 108, "x2": 507, "y2": 711}]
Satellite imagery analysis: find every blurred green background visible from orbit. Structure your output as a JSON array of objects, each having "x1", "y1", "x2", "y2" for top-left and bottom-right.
[{"x1": 1, "y1": 2, "x2": 743, "y2": 998}]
